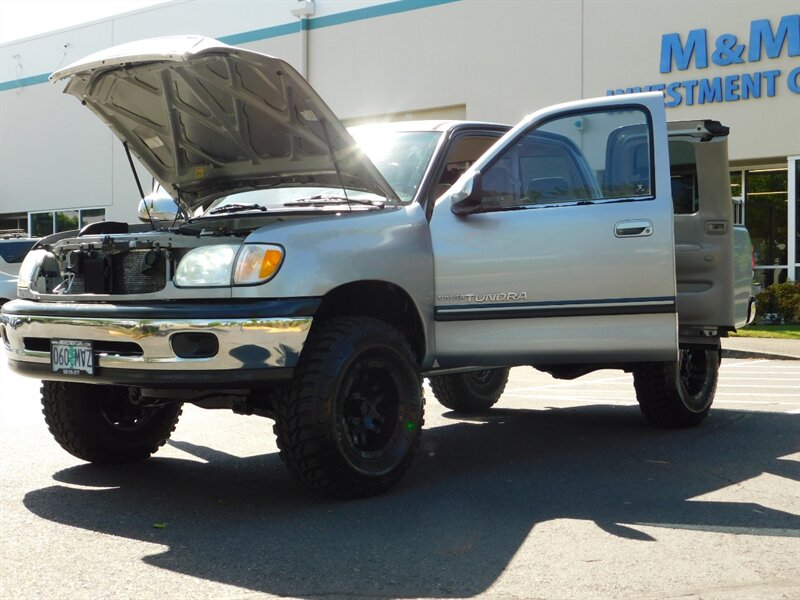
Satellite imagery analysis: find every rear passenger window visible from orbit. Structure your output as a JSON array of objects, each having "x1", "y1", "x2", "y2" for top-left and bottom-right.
[
  {"x1": 480, "y1": 109, "x2": 653, "y2": 210},
  {"x1": 669, "y1": 140, "x2": 698, "y2": 214}
]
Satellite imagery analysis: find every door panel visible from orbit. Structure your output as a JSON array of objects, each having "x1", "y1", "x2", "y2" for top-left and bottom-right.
[
  {"x1": 430, "y1": 93, "x2": 677, "y2": 367},
  {"x1": 668, "y1": 121, "x2": 735, "y2": 334}
]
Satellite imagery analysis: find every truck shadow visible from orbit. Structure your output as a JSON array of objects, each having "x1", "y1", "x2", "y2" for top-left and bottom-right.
[{"x1": 23, "y1": 404, "x2": 800, "y2": 598}]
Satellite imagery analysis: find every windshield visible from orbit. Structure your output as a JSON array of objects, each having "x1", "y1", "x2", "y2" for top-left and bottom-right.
[
  {"x1": 202, "y1": 129, "x2": 441, "y2": 214},
  {"x1": 350, "y1": 129, "x2": 442, "y2": 203}
]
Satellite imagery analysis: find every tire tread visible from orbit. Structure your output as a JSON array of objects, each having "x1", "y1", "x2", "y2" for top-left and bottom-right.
[
  {"x1": 429, "y1": 367, "x2": 510, "y2": 413},
  {"x1": 41, "y1": 382, "x2": 181, "y2": 463},
  {"x1": 633, "y1": 352, "x2": 718, "y2": 428},
  {"x1": 273, "y1": 317, "x2": 423, "y2": 498}
]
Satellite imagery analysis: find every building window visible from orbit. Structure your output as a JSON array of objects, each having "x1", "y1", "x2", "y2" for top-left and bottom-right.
[
  {"x1": 0, "y1": 213, "x2": 28, "y2": 234},
  {"x1": 30, "y1": 212, "x2": 54, "y2": 237},
  {"x1": 29, "y1": 208, "x2": 106, "y2": 237},
  {"x1": 736, "y1": 166, "x2": 788, "y2": 290},
  {"x1": 80, "y1": 209, "x2": 105, "y2": 228},
  {"x1": 56, "y1": 210, "x2": 79, "y2": 232}
]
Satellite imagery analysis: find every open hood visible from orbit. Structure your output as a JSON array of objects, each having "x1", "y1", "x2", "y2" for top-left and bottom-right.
[{"x1": 51, "y1": 36, "x2": 400, "y2": 211}]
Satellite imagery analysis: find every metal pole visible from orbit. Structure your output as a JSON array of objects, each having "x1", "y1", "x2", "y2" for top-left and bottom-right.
[{"x1": 291, "y1": 1, "x2": 315, "y2": 79}]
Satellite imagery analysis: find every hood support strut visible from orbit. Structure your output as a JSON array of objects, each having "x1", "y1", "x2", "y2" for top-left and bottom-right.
[
  {"x1": 124, "y1": 141, "x2": 155, "y2": 230},
  {"x1": 320, "y1": 119, "x2": 349, "y2": 204}
]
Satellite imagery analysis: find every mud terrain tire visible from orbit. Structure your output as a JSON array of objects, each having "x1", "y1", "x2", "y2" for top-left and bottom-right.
[
  {"x1": 275, "y1": 317, "x2": 424, "y2": 498},
  {"x1": 633, "y1": 349, "x2": 719, "y2": 428},
  {"x1": 41, "y1": 381, "x2": 182, "y2": 463},
  {"x1": 429, "y1": 367, "x2": 510, "y2": 413}
]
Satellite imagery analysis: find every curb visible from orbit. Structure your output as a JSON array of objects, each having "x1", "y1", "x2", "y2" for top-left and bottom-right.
[{"x1": 721, "y1": 349, "x2": 800, "y2": 361}]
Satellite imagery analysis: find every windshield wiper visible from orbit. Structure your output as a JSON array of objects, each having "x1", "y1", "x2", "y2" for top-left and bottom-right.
[
  {"x1": 207, "y1": 203, "x2": 268, "y2": 215},
  {"x1": 283, "y1": 194, "x2": 386, "y2": 208}
]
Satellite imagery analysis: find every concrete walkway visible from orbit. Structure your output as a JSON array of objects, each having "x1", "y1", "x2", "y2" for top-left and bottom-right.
[{"x1": 721, "y1": 336, "x2": 800, "y2": 360}]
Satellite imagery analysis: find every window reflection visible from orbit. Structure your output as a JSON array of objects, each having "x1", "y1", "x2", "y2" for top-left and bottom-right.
[
  {"x1": 745, "y1": 167, "x2": 788, "y2": 287},
  {"x1": 30, "y1": 213, "x2": 54, "y2": 237},
  {"x1": 29, "y1": 208, "x2": 106, "y2": 237},
  {"x1": 56, "y1": 211, "x2": 79, "y2": 232}
]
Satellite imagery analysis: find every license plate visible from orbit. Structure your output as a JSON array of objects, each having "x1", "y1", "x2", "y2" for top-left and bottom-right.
[{"x1": 51, "y1": 339, "x2": 94, "y2": 376}]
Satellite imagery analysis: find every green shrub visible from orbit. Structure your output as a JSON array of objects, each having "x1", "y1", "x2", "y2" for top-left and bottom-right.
[{"x1": 755, "y1": 282, "x2": 800, "y2": 324}]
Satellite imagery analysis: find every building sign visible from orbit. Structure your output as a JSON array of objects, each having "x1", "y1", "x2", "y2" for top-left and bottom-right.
[{"x1": 608, "y1": 14, "x2": 799, "y2": 107}]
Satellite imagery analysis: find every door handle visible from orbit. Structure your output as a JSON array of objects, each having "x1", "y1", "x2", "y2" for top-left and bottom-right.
[{"x1": 615, "y1": 219, "x2": 653, "y2": 238}]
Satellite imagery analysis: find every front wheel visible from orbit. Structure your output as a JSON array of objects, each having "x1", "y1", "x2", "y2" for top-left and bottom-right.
[
  {"x1": 41, "y1": 382, "x2": 182, "y2": 463},
  {"x1": 632, "y1": 349, "x2": 719, "y2": 428},
  {"x1": 274, "y1": 317, "x2": 424, "y2": 498},
  {"x1": 429, "y1": 367, "x2": 510, "y2": 413}
]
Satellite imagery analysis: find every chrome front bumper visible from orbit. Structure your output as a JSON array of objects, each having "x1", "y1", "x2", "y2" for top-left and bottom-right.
[{"x1": 0, "y1": 298, "x2": 317, "y2": 386}]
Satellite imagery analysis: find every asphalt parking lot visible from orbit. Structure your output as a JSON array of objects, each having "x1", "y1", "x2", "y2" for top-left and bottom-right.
[{"x1": 1, "y1": 349, "x2": 798, "y2": 599}]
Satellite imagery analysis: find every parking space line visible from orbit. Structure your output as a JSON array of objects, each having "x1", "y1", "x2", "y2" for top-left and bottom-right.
[
  {"x1": 509, "y1": 386, "x2": 798, "y2": 395},
  {"x1": 715, "y1": 400, "x2": 800, "y2": 406},
  {"x1": 721, "y1": 377, "x2": 800, "y2": 381},
  {"x1": 501, "y1": 392, "x2": 798, "y2": 408},
  {"x1": 509, "y1": 374, "x2": 633, "y2": 392},
  {"x1": 720, "y1": 360, "x2": 771, "y2": 367},
  {"x1": 723, "y1": 365, "x2": 800, "y2": 370},
  {"x1": 714, "y1": 391, "x2": 800, "y2": 397},
  {"x1": 502, "y1": 394, "x2": 636, "y2": 403},
  {"x1": 717, "y1": 383, "x2": 800, "y2": 389}
]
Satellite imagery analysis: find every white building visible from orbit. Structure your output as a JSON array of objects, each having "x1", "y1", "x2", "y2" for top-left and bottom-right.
[{"x1": 1, "y1": 0, "x2": 798, "y2": 285}]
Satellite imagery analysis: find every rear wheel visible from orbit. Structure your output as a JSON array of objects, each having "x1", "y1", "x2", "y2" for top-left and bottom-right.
[
  {"x1": 274, "y1": 317, "x2": 424, "y2": 498},
  {"x1": 41, "y1": 381, "x2": 182, "y2": 463},
  {"x1": 633, "y1": 349, "x2": 719, "y2": 428},
  {"x1": 429, "y1": 367, "x2": 510, "y2": 413}
]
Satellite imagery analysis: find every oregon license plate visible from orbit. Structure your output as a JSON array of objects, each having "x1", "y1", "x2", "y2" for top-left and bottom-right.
[{"x1": 51, "y1": 339, "x2": 94, "y2": 376}]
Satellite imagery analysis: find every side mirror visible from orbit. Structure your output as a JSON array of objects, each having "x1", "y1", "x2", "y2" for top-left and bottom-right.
[
  {"x1": 450, "y1": 171, "x2": 483, "y2": 215},
  {"x1": 137, "y1": 189, "x2": 180, "y2": 223}
]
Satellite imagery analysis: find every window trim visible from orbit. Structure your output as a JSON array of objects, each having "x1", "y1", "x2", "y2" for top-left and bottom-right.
[{"x1": 423, "y1": 125, "x2": 508, "y2": 219}]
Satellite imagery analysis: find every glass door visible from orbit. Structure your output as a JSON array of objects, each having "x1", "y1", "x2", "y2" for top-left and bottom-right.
[
  {"x1": 791, "y1": 157, "x2": 799, "y2": 282},
  {"x1": 744, "y1": 165, "x2": 788, "y2": 290}
]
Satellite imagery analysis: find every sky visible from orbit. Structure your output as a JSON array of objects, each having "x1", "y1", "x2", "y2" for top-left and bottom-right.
[{"x1": 0, "y1": 0, "x2": 170, "y2": 44}]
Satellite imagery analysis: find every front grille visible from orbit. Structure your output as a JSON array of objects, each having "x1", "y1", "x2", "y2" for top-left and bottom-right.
[
  {"x1": 115, "y1": 250, "x2": 167, "y2": 294},
  {"x1": 69, "y1": 250, "x2": 166, "y2": 295}
]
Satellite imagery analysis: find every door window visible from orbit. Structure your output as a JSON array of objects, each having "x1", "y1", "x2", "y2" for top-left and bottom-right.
[
  {"x1": 429, "y1": 133, "x2": 503, "y2": 210},
  {"x1": 480, "y1": 109, "x2": 653, "y2": 210}
]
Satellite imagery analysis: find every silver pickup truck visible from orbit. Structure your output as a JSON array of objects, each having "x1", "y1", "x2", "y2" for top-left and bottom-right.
[{"x1": 0, "y1": 37, "x2": 754, "y2": 498}]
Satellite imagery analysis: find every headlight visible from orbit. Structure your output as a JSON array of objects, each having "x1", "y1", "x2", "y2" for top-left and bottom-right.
[
  {"x1": 233, "y1": 244, "x2": 284, "y2": 285},
  {"x1": 174, "y1": 244, "x2": 238, "y2": 287},
  {"x1": 17, "y1": 249, "x2": 47, "y2": 292},
  {"x1": 174, "y1": 244, "x2": 284, "y2": 287}
]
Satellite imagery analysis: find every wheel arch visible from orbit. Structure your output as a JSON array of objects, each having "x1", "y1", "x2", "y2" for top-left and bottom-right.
[{"x1": 312, "y1": 280, "x2": 427, "y2": 365}]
